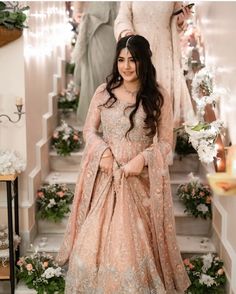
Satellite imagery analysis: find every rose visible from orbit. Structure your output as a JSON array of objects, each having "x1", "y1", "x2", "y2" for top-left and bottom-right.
[
  {"x1": 53, "y1": 131, "x2": 59, "y2": 139},
  {"x1": 73, "y1": 134, "x2": 79, "y2": 141},
  {"x1": 43, "y1": 261, "x2": 49, "y2": 268},
  {"x1": 26, "y1": 263, "x2": 33, "y2": 271},
  {"x1": 183, "y1": 258, "x2": 190, "y2": 266},
  {"x1": 199, "y1": 191, "x2": 205, "y2": 197},
  {"x1": 56, "y1": 191, "x2": 65, "y2": 198},
  {"x1": 206, "y1": 196, "x2": 212, "y2": 204},
  {"x1": 17, "y1": 257, "x2": 25, "y2": 266},
  {"x1": 37, "y1": 191, "x2": 44, "y2": 198},
  {"x1": 189, "y1": 263, "x2": 195, "y2": 269},
  {"x1": 217, "y1": 268, "x2": 224, "y2": 275}
]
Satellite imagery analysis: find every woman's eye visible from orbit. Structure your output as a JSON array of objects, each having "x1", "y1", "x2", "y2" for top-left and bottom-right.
[{"x1": 118, "y1": 58, "x2": 123, "y2": 62}]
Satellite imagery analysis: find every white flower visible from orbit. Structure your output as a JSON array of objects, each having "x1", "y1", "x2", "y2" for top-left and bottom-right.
[
  {"x1": 0, "y1": 150, "x2": 26, "y2": 175},
  {"x1": 196, "y1": 204, "x2": 209, "y2": 214},
  {"x1": 41, "y1": 267, "x2": 63, "y2": 279},
  {"x1": 62, "y1": 134, "x2": 70, "y2": 141},
  {"x1": 47, "y1": 198, "x2": 56, "y2": 208},
  {"x1": 199, "y1": 273, "x2": 216, "y2": 287},
  {"x1": 202, "y1": 253, "x2": 214, "y2": 272}
]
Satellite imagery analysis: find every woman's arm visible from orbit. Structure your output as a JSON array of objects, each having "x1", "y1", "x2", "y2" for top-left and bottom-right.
[
  {"x1": 114, "y1": 1, "x2": 135, "y2": 40},
  {"x1": 83, "y1": 84, "x2": 107, "y2": 147},
  {"x1": 141, "y1": 88, "x2": 174, "y2": 166}
]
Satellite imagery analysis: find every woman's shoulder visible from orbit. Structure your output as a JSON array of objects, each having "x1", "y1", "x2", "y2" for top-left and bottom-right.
[
  {"x1": 94, "y1": 83, "x2": 107, "y2": 94},
  {"x1": 93, "y1": 83, "x2": 109, "y2": 104}
]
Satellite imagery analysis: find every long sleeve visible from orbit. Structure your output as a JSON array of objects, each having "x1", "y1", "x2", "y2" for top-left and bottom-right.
[
  {"x1": 141, "y1": 89, "x2": 174, "y2": 165},
  {"x1": 83, "y1": 84, "x2": 108, "y2": 151},
  {"x1": 114, "y1": 1, "x2": 134, "y2": 40}
]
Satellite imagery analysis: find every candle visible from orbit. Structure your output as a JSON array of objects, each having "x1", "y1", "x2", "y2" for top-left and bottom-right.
[
  {"x1": 226, "y1": 145, "x2": 236, "y2": 176},
  {"x1": 16, "y1": 97, "x2": 23, "y2": 106}
]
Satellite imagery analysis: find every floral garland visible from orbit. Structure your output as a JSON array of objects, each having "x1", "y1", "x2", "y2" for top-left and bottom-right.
[
  {"x1": 0, "y1": 150, "x2": 26, "y2": 175},
  {"x1": 17, "y1": 252, "x2": 65, "y2": 294},
  {"x1": 58, "y1": 80, "x2": 79, "y2": 110},
  {"x1": 52, "y1": 120, "x2": 82, "y2": 156},
  {"x1": 184, "y1": 253, "x2": 226, "y2": 293},
  {"x1": 37, "y1": 184, "x2": 74, "y2": 222},
  {"x1": 177, "y1": 173, "x2": 212, "y2": 219},
  {"x1": 182, "y1": 67, "x2": 225, "y2": 164},
  {"x1": 184, "y1": 120, "x2": 224, "y2": 164}
]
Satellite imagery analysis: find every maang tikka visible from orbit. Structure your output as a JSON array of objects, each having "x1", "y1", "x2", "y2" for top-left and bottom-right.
[{"x1": 125, "y1": 36, "x2": 134, "y2": 55}]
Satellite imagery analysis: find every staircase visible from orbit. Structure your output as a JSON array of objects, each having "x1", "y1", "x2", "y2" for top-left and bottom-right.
[
  {"x1": 15, "y1": 93, "x2": 216, "y2": 294},
  {"x1": 16, "y1": 124, "x2": 216, "y2": 293}
]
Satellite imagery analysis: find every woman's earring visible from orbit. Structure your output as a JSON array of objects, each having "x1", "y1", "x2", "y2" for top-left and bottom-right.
[{"x1": 118, "y1": 76, "x2": 121, "y2": 81}]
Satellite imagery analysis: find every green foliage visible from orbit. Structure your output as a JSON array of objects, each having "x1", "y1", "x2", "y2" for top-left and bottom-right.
[
  {"x1": 58, "y1": 81, "x2": 79, "y2": 110},
  {"x1": 52, "y1": 121, "x2": 82, "y2": 156},
  {"x1": 0, "y1": 1, "x2": 29, "y2": 30},
  {"x1": 16, "y1": 252, "x2": 65, "y2": 294},
  {"x1": 37, "y1": 184, "x2": 74, "y2": 222},
  {"x1": 66, "y1": 62, "x2": 75, "y2": 75},
  {"x1": 177, "y1": 178, "x2": 212, "y2": 219},
  {"x1": 175, "y1": 129, "x2": 196, "y2": 156},
  {"x1": 184, "y1": 254, "x2": 226, "y2": 293}
]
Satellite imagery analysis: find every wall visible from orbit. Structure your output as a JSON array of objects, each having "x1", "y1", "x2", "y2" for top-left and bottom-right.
[
  {"x1": 0, "y1": 1, "x2": 68, "y2": 250},
  {"x1": 196, "y1": 2, "x2": 236, "y2": 293}
]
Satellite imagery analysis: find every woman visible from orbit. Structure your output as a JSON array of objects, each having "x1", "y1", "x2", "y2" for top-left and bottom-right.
[
  {"x1": 114, "y1": 2, "x2": 195, "y2": 127},
  {"x1": 57, "y1": 35, "x2": 191, "y2": 293},
  {"x1": 72, "y1": 1, "x2": 118, "y2": 125}
]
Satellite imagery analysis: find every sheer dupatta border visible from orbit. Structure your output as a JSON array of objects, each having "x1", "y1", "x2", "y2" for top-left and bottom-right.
[
  {"x1": 56, "y1": 141, "x2": 108, "y2": 266},
  {"x1": 148, "y1": 142, "x2": 191, "y2": 292}
]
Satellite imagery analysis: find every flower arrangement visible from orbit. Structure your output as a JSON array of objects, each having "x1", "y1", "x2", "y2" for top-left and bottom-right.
[
  {"x1": 52, "y1": 120, "x2": 82, "y2": 156},
  {"x1": 17, "y1": 252, "x2": 65, "y2": 294},
  {"x1": 0, "y1": 225, "x2": 21, "y2": 267},
  {"x1": 184, "y1": 119, "x2": 224, "y2": 164},
  {"x1": 177, "y1": 174, "x2": 212, "y2": 219},
  {"x1": 0, "y1": 150, "x2": 26, "y2": 175},
  {"x1": 37, "y1": 184, "x2": 74, "y2": 222},
  {"x1": 175, "y1": 129, "x2": 196, "y2": 157},
  {"x1": 184, "y1": 253, "x2": 226, "y2": 293},
  {"x1": 58, "y1": 81, "x2": 79, "y2": 110}
]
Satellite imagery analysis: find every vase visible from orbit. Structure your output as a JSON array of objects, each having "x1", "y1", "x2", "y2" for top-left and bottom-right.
[{"x1": 0, "y1": 25, "x2": 22, "y2": 47}]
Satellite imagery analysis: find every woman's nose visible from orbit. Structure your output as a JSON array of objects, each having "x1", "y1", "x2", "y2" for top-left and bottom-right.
[{"x1": 124, "y1": 60, "x2": 130, "y2": 69}]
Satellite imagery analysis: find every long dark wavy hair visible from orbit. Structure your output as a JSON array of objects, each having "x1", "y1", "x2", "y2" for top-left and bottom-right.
[{"x1": 104, "y1": 35, "x2": 164, "y2": 138}]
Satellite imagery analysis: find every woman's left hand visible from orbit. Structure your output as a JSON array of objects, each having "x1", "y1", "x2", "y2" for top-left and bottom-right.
[
  {"x1": 177, "y1": 5, "x2": 192, "y2": 27},
  {"x1": 121, "y1": 154, "x2": 145, "y2": 178}
]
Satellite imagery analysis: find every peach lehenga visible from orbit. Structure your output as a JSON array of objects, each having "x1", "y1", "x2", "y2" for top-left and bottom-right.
[{"x1": 56, "y1": 84, "x2": 190, "y2": 293}]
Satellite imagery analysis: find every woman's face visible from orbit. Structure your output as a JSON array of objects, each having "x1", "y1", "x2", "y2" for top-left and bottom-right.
[{"x1": 117, "y1": 48, "x2": 139, "y2": 83}]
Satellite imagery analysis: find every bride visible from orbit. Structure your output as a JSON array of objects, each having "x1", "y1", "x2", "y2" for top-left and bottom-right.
[{"x1": 56, "y1": 35, "x2": 190, "y2": 294}]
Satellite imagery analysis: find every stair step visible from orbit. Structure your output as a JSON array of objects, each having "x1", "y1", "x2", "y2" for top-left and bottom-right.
[
  {"x1": 50, "y1": 149, "x2": 83, "y2": 172},
  {"x1": 44, "y1": 171, "x2": 203, "y2": 203},
  {"x1": 169, "y1": 154, "x2": 200, "y2": 173},
  {"x1": 49, "y1": 150, "x2": 200, "y2": 173},
  {"x1": 37, "y1": 200, "x2": 211, "y2": 236},
  {"x1": 177, "y1": 235, "x2": 216, "y2": 255},
  {"x1": 44, "y1": 171, "x2": 78, "y2": 191},
  {"x1": 58, "y1": 109, "x2": 82, "y2": 129},
  {"x1": 27, "y1": 233, "x2": 215, "y2": 258},
  {"x1": 15, "y1": 282, "x2": 36, "y2": 294}
]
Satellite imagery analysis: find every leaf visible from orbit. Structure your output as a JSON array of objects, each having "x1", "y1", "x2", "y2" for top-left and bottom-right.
[
  {"x1": 191, "y1": 123, "x2": 208, "y2": 131},
  {"x1": 0, "y1": 2, "x2": 6, "y2": 11}
]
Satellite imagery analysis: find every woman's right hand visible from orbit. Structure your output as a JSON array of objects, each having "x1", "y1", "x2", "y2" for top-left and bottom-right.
[{"x1": 99, "y1": 149, "x2": 113, "y2": 175}]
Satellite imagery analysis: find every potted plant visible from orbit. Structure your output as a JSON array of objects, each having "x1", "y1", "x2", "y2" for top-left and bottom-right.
[{"x1": 0, "y1": 1, "x2": 29, "y2": 47}]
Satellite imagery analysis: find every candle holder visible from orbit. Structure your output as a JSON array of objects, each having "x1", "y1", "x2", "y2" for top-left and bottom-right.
[
  {"x1": 207, "y1": 145, "x2": 236, "y2": 196},
  {"x1": 0, "y1": 104, "x2": 25, "y2": 124}
]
